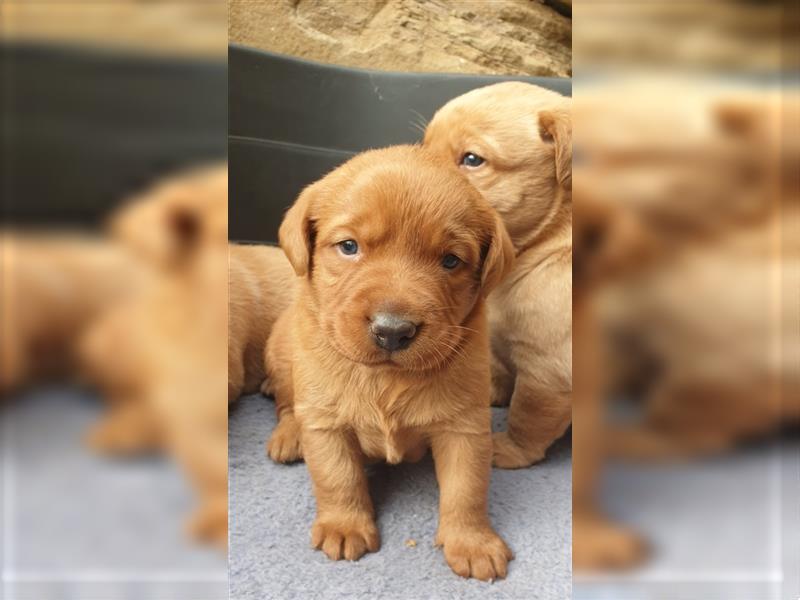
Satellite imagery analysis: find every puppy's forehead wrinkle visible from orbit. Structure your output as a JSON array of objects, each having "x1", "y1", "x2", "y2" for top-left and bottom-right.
[{"x1": 325, "y1": 163, "x2": 486, "y2": 252}]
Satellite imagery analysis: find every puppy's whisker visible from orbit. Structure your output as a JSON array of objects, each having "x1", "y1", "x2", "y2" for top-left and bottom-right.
[
  {"x1": 436, "y1": 337, "x2": 468, "y2": 362},
  {"x1": 433, "y1": 347, "x2": 452, "y2": 371},
  {"x1": 446, "y1": 325, "x2": 480, "y2": 335},
  {"x1": 440, "y1": 339, "x2": 467, "y2": 356},
  {"x1": 409, "y1": 109, "x2": 429, "y2": 128},
  {"x1": 410, "y1": 121, "x2": 426, "y2": 136}
]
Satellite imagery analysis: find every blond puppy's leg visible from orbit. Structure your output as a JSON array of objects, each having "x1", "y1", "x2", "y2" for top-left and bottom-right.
[
  {"x1": 228, "y1": 348, "x2": 245, "y2": 403},
  {"x1": 170, "y1": 425, "x2": 229, "y2": 549},
  {"x1": 264, "y1": 367, "x2": 302, "y2": 463},
  {"x1": 431, "y1": 431, "x2": 513, "y2": 581},
  {"x1": 573, "y1": 395, "x2": 645, "y2": 570},
  {"x1": 608, "y1": 379, "x2": 765, "y2": 462},
  {"x1": 0, "y1": 327, "x2": 26, "y2": 395},
  {"x1": 573, "y1": 507, "x2": 647, "y2": 570},
  {"x1": 304, "y1": 427, "x2": 379, "y2": 561},
  {"x1": 263, "y1": 315, "x2": 302, "y2": 463},
  {"x1": 85, "y1": 400, "x2": 161, "y2": 455},
  {"x1": 264, "y1": 334, "x2": 303, "y2": 463},
  {"x1": 267, "y1": 407, "x2": 302, "y2": 463},
  {"x1": 572, "y1": 304, "x2": 646, "y2": 570},
  {"x1": 493, "y1": 381, "x2": 571, "y2": 468}
]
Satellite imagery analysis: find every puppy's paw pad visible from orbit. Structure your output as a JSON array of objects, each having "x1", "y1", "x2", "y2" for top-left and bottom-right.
[
  {"x1": 311, "y1": 518, "x2": 380, "y2": 561},
  {"x1": 492, "y1": 432, "x2": 544, "y2": 469},
  {"x1": 439, "y1": 528, "x2": 513, "y2": 581},
  {"x1": 266, "y1": 417, "x2": 303, "y2": 463}
]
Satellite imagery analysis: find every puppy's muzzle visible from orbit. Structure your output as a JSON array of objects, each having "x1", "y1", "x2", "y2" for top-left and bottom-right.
[{"x1": 369, "y1": 312, "x2": 418, "y2": 352}]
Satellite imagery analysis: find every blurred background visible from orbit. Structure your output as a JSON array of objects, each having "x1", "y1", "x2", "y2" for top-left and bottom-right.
[
  {"x1": 3, "y1": 1, "x2": 797, "y2": 599},
  {"x1": 1, "y1": 2, "x2": 228, "y2": 600},
  {"x1": 228, "y1": 0, "x2": 571, "y2": 77},
  {"x1": 572, "y1": 1, "x2": 797, "y2": 600}
]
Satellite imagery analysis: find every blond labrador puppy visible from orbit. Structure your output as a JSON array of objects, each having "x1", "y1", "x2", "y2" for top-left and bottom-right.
[
  {"x1": 424, "y1": 82, "x2": 572, "y2": 468},
  {"x1": 80, "y1": 165, "x2": 230, "y2": 546},
  {"x1": 265, "y1": 146, "x2": 515, "y2": 580}
]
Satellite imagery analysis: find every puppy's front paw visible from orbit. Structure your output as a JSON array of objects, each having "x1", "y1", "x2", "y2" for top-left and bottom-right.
[
  {"x1": 311, "y1": 516, "x2": 380, "y2": 561},
  {"x1": 436, "y1": 527, "x2": 513, "y2": 581},
  {"x1": 84, "y1": 413, "x2": 158, "y2": 456},
  {"x1": 573, "y1": 513, "x2": 647, "y2": 570},
  {"x1": 186, "y1": 500, "x2": 228, "y2": 550},
  {"x1": 492, "y1": 432, "x2": 544, "y2": 469},
  {"x1": 266, "y1": 414, "x2": 303, "y2": 463}
]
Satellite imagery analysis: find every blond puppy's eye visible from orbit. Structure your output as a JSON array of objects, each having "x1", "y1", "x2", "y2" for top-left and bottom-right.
[
  {"x1": 441, "y1": 254, "x2": 462, "y2": 270},
  {"x1": 460, "y1": 152, "x2": 485, "y2": 168},
  {"x1": 337, "y1": 239, "x2": 359, "y2": 256}
]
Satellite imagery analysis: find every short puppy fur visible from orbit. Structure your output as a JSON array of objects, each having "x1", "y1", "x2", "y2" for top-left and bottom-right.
[
  {"x1": 425, "y1": 82, "x2": 572, "y2": 468},
  {"x1": 228, "y1": 244, "x2": 295, "y2": 403},
  {"x1": 1, "y1": 233, "x2": 141, "y2": 395},
  {"x1": 266, "y1": 145, "x2": 515, "y2": 580}
]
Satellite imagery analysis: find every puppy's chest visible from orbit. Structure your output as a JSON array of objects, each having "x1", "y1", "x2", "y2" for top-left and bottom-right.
[
  {"x1": 355, "y1": 423, "x2": 427, "y2": 465},
  {"x1": 329, "y1": 377, "x2": 439, "y2": 464}
]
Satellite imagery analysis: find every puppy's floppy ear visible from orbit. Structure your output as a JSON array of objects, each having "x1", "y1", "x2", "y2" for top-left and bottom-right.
[
  {"x1": 111, "y1": 194, "x2": 201, "y2": 267},
  {"x1": 480, "y1": 212, "x2": 515, "y2": 296},
  {"x1": 279, "y1": 182, "x2": 320, "y2": 277},
  {"x1": 538, "y1": 105, "x2": 572, "y2": 191},
  {"x1": 166, "y1": 204, "x2": 202, "y2": 261},
  {"x1": 714, "y1": 100, "x2": 761, "y2": 138}
]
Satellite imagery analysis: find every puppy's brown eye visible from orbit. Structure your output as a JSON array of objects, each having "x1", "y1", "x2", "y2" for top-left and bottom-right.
[
  {"x1": 337, "y1": 239, "x2": 359, "y2": 256},
  {"x1": 441, "y1": 254, "x2": 462, "y2": 270},
  {"x1": 460, "y1": 152, "x2": 485, "y2": 168}
]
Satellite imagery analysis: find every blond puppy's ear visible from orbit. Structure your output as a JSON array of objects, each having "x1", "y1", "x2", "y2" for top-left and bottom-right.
[
  {"x1": 538, "y1": 105, "x2": 572, "y2": 191},
  {"x1": 480, "y1": 213, "x2": 515, "y2": 296},
  {"x1": 111, "y1": 191, "x2": 199, "y2": 267},
  {"x1": 713, "y1": 99, "x2": 761, "y2": 138},
  {"x1": 279, "y1": 182, "x2": 320, "y2": 277}
]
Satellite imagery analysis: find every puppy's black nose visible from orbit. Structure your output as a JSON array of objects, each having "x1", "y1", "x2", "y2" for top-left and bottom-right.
[{"x1": 369, "y1": 313, "x2": 417, "y2": 352}]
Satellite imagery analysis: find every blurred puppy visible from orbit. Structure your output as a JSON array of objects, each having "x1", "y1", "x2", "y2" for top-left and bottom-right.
[
  {"x1": 80, "y1": 165, "x2": 229, "y2": 546},
  {"x1": 570, "y1": 89, "x2": 795, "y2": 569},
  {"x1": 228, "y1": 243, "x2": 295, "y2": 403},
  {"x1": 265, "y1": 146, "x2": 515, "y2": 580},
  {"x1": 424, "y1": 82, "x2": 572, "y2": 468},
  {"x1": 603, "y1": 217, "x2": 799, "y2": 460},
  {"x1": 1, "y1": 232, "x2": 141, "y2": 395},
  {"x1": 579, "y1": 91, "x2": 799, "y2": 460}
]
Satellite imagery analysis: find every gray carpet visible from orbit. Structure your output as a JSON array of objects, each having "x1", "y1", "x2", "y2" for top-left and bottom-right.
[
  {"x1": 574, "y1": 439, "x2": 800, "y2": 600},
  {"x1": 1, "y1": 387, "x2": 228, "y2": 600},
  {"x1": 229, "y1": 393, "x2": 572, "y2": 600}
]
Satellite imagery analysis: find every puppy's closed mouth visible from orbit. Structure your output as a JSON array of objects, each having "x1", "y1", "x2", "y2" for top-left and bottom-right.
[
  {"x1": 351, "y1": 350, "x2": 409, "y2": 368},
  {"x1": 331, "y1": 317, "x2": 436, "y2": 369}
]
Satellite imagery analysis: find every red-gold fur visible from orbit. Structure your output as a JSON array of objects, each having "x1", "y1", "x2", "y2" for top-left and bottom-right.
[
  {"x1": 228, "y1": 244, "x2": 295, "y2": 403},
  {"x1": 0, "y1": 233, "x2": 142, "y2": 395},
  {"x1": 265, "y1": 146, "x2": 516, "y2": 580}
]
